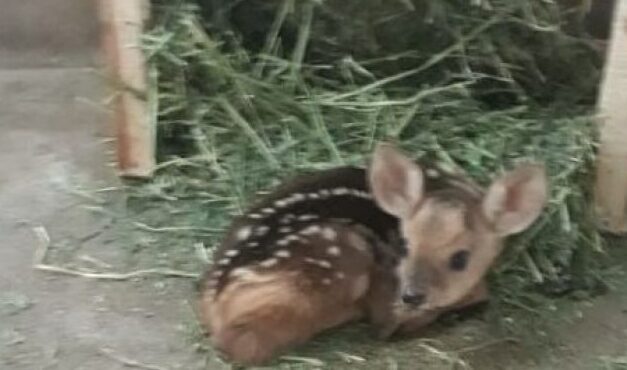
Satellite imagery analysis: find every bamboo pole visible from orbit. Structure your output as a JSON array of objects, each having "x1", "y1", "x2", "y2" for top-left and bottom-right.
[
  {"x1": 99, "y1": 0, "x2": 155, "y2": 178},
  {"x1": 594, "y1": 0, "x2": 627, "y2": 233}
]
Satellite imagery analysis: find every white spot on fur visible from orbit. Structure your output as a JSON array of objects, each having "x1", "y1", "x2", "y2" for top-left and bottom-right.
[
  {"x1": 319, "y1": 189, "x2": 331, "y2": 197},
  {"x1": 350, "y1": 189, "x2": 361, "y2": 197},
  {"x1": 322, "y1": 227, "x2": 337, "y2": 241},
  {"x1": 322, "y1": 278, "x2": 332, "y2": 285},
  {"x1": 247, "y1": 241, "x2": 259, "y2": 248},
  {"x1": 332, "y1": 187, "x2": 349, "y2": 195},
  {"x1": 292, "y1": 193, "x2": 306, "y2": 202},
  {"x1": 308, "y1": 193, "x2": 320, "y2": 199},
  {"x1": 286, "y1": 235, "x2": 301, "y2": 243},
  {"x1": 217, "y1": 258, "x2": 230, "y2": 266},
  {"x1": 212, "y1": 270, "x2": 223, "y2": 278},
  {"x1": 298, "y1": 214, "x2": 318, "y2": 221},
  {"x1": 262, "y1": 207, "x2": 275, "y2": 214},
  {"x1": 236, "y1": 226, "x2": 252, "y2": 241},
  {"x1": 335, "y1": 271, "x2": 345, "y2": 279},
  {"x1": 274, "y1": 250, "x2": 291, "y2": 258},
  {"x1": 254, "y1": 225, "x2": 270, "y2": 236},
  {"x1": 248, "y1": 213, "x2": 263, "y2": 219},
  {"x1": 259, "y1": 258, "x2": 279, "y2": 268},
  {"x1": 230, "y1": 267, "x2": 256, "y2": 279},
  {"x1": 300, "y1": 225, "x2": 321, "y2": 236},
  {"x1": 225, "y1": 249, "x2": 239, "y2": 257},
  {"x1": 318, "y1": 260, "x2": 332, "y2": 269},
  {"x1": 327, "y1": 246, "x2": 341, "y2": 256},
  {"x1": 279, "y1": 213, "x2": 295, "y2": 225},
  {"x1": 277, "y1": 238, "x2": 290, "y2": 246},
  {"x1": 275, "y1": 199, "x2": 288, "y2": 207},
  {"x1": 279, "y1": 226, "x2": 292, "y2": 233},
  {"x1": 305, "y1": 258, "x2": 332, "y2": 269}
]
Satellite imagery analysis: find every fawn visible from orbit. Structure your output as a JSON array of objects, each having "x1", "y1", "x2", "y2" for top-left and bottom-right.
[{"x1": 196, "y1": 143, "x2": 548, "y2": 365}]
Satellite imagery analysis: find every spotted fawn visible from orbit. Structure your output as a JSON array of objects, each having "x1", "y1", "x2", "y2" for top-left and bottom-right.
[{"x1": 196, "y1": 143, "x2": 548, "y2": 365}]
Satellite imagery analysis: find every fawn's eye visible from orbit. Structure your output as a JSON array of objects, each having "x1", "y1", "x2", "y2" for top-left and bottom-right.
[{"x1": 449, "y1": 250, "x2": 470, "y2": 271}]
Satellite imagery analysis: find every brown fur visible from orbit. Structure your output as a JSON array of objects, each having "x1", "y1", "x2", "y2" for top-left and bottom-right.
[
  {"x1": 397, "y1": 198, "x2": 500, "y2": 310},
  {"x1": 209, "y1": 273, "x2": 350, "y2": 364},
  {"x1": 198, "y1": 226, "x2": 375, "y2": 365},
  {"x1": 203, "y1": 271, "x2": 369, "y2": 365}
]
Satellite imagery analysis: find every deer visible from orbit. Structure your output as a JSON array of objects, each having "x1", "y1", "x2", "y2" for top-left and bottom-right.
[{"x1": 195, "y1": 142, "x2": 548, "y2": 366}]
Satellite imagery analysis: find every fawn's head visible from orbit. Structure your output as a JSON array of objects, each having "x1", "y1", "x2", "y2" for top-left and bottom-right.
[{"x1": 369, "y1": 143, "x2": 548, "y2": 311}]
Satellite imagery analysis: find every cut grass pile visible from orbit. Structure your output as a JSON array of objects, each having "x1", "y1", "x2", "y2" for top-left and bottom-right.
[{"x1": 133, "y1": 0, "x2": 609, "y2": 307}]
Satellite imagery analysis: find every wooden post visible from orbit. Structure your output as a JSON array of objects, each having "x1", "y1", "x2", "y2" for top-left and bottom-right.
[
  {"x1": 594, "y1": 0, "x2": 627, "y2": 233},
  {"x1": 99, "y1": 0, "x2": 155, "y2": 178}
]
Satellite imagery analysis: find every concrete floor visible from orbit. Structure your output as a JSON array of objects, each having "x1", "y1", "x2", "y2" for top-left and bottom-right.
[
  {"x1": 0, "y1": 2, "x2": 207, "y2": 368},
  {"x1": 0, "y1": 68, "x2": 206, "y2": 370}
]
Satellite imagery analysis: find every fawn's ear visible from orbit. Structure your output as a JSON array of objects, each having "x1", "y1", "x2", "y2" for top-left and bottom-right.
[
  {"x1": 482, "y1": 164, "x2": 548, "y2": 236},
  {"x1": 369, "y1": 143, "x2": 424, "y2": 219}
]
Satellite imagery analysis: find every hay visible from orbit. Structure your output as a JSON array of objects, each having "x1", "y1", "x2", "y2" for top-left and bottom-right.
[{"x1": 134, "y1": 0, "x2": 607, "y2": 298}]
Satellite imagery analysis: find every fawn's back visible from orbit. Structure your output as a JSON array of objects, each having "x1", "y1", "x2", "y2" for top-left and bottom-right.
[{"x1": 197, "y1": 166, "x2": 400, "y2": 364}]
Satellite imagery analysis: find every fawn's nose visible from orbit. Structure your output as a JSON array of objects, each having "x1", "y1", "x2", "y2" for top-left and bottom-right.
[{"x1": 401, "y1": 292, "x2": 426, "y2": 306}]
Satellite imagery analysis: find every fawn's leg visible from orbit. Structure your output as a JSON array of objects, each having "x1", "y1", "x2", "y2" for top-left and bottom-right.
[
  {"x1": 206, "y1": 269, "x2": 369, "y2": 366},
  {"x1": 363, "y1": 265, "x2": 403, "y2": 339}
]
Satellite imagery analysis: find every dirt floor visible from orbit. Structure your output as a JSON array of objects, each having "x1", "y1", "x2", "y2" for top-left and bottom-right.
[{"x1": 1, "y1": 67, "x2": 627, "y2": 370}]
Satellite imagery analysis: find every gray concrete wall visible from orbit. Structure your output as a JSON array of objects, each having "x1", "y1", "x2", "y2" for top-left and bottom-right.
[{"x1": 0, "y1": 0, "x2": 101, "y2": 68}]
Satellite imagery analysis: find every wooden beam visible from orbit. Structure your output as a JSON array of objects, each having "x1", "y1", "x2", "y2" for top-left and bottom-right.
[
  {"x1": 594, "y1": 0, "x2": 627, "y2": 233},
  {"x1": 99, "y1": 0, "x2": 155, "y2": 178}
]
